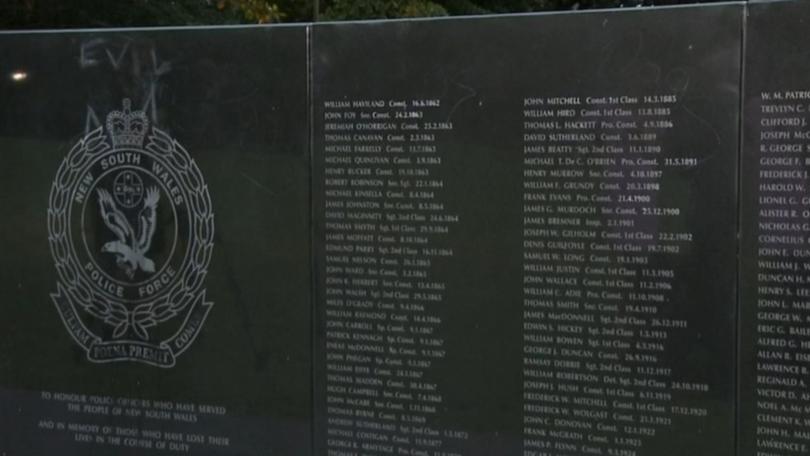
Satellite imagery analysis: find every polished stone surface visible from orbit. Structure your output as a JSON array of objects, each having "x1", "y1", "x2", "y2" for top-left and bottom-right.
[
  {"x1": 6, "y1": 1, "x2": 806, "y2": 454},
  {"x1": 0, "y1": 27, "x2": 312, "y2": 455},
  {"x1": 312, "y1": 5, "x2": 741, "y2": 455},
  {"x1": 740, "y1": 1, "x2": 810, "y2": 455}
]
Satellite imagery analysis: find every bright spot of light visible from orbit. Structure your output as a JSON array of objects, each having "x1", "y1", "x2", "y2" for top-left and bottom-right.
[{"x1": 10, "y1": 71, "x2": 28, "y2": 82}]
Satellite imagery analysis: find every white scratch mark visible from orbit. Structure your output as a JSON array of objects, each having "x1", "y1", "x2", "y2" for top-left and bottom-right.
[{"x1": 240, "y1": 172, "x2": 275, "y2": 196}]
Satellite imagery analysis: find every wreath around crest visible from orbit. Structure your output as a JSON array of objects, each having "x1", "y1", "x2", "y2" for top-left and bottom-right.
[{"x1": 48, "y1": 126, "x2": 214, "y2": 341}]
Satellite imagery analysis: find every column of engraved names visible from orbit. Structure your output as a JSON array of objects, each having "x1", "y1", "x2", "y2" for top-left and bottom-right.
[
  {"x1": 321, "y1": 98, "x2": 469, "y2": 456},
  {"x1": 752, "y1": 89, "x2": 810, "y2": 455},
  {"x1": 521, "y1": 94, "x2": 709, "y2": 456}
]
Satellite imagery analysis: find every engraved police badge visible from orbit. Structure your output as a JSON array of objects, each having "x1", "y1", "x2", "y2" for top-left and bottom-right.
[{"x1": 48, "y1": 99, "x2": 214, "y2": 367}]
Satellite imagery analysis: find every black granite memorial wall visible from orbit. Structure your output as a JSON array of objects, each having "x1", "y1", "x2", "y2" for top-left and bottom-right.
[
  {"x1": 740, "y1": 1, "x2": 810, "y2": 455},
  {"x1": 3, "y1": 1, "x2": 810, "y2": 455},
  {"x1": 0, "y1": 27, "x2": 312, "y2": 455},
  {"x1": 312, "y1": 4, "x2": 742, "y2": 456}
]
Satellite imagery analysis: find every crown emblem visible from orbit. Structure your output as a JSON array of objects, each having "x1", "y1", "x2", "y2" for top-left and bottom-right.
[{"x1": 106, "y1": 99, "x2": 149, "y2": 148}]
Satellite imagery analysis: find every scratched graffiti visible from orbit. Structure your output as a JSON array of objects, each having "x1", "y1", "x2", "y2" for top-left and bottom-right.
[{"x1": 78, "y1": 38, "x2": 172, "y2": 134}]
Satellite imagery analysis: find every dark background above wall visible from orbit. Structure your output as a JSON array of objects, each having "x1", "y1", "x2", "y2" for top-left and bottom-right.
[{"x1": 0, "y1": 0, "x2": 733, "y2": 28}]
